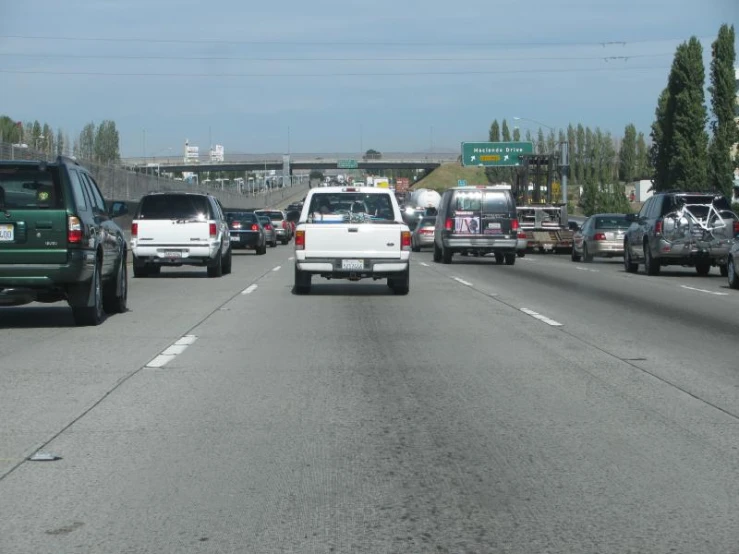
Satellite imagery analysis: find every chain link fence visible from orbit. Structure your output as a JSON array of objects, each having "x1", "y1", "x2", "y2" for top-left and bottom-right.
[{"x1": 0, "y1": 142, "x2": 309, "y2": 210}]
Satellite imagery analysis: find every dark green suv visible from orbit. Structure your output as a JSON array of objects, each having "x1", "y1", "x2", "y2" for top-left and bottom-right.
[{"x1": 0, "y1": 157, "x2": 129, "y2": 326}]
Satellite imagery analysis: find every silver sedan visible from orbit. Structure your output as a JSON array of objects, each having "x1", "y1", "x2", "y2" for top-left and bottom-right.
[
  {"x1": 571, "y1": 213, "x2": 630, "y2": 262},
  {"x1": 411, "y1": 216, "x2": 436, "y2": 252}
]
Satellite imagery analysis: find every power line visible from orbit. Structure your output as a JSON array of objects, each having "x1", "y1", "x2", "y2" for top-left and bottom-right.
[
  {"x1": 0, "y1": 34, "x2": 713, "y2": 47},
  {"x1": 0, "y1": 66, "x2": 669, "y2": 78},
  {"x1": 0, "y1": 52, "x2": 674, "y2": 62}
]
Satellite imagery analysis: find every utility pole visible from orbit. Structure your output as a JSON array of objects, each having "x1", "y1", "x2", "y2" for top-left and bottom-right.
[
  {"x1": 142, "y1": 129, "x2": 146, "y2": 163},
  {"x1": 560, "y1": 141, "x2": 569, "y2": 206},
  {"x1": 360, "y1": 124, "x2": 363, "y2": 157}
]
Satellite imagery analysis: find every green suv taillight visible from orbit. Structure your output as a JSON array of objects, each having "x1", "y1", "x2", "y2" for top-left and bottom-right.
[{"x1": 68, "y1": 215, "x2": 83, "y2": 244}]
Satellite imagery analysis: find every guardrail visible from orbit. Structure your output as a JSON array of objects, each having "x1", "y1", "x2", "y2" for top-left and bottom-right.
[{"x1": 0, "y1": 142, "x2": 308, "y2": 209}]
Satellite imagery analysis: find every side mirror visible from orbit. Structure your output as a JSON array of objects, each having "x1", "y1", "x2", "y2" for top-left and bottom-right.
[{"x1": 109, "y1": 201, "x2": 128, "y2": 218}]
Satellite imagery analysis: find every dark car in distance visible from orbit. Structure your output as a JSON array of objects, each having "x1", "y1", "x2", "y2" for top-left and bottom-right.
[
  {"x1": 226, "y1": 211, "x2": 267, "y2": 254},
  {"x1": 0, "y1": 156, "x2": 129, "y2": 326}
]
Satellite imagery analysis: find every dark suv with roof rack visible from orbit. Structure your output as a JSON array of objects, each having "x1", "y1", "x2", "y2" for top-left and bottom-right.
[{"x1": 0, "y1": 156, "x2": 129, "y2": 325}]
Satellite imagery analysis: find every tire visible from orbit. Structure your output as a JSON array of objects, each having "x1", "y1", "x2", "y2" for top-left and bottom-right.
[
  {"x1": 433, "y1": 242, "x2": 442, "y2": 263},
  {"x1": 719, "y1": 264, "x2": 728, "y2": 277},
  {"x1": 222, "y1": 247, "x2": 233, "y2": 275},
  {"x1": 207, "y1": 249, "x2": 223, "y2": 278},
  {"x1": 494, "y1": 252, "x2": 504, "y2": 264},
  {"x1": 644, "y1": 242, "x2": 660, "y2": 276},
  {"x1": 103, "y1": 250, "x2": 128, "y2": 314},
  {"x1": 728, "y1": 256, "x2": 739, "y2": 289},
  {"x1": 257, "y1": 243, "x2": 266, "y2": 255},
  {"x1": 582, "y1": 243, "x2": 593, "y2": 263},
  {"x1": 149, "y1": 265, "x2": 161, "y2": 276},
  {"x1": 442, "y1": 246, "x2": 452, "y2": 264},
  {"x1": 133, "y1": 256, "x2": 148, "y2": 278},
  {"x1": 270, "y1": 240, "x2": 277, "y2": 248},
  {"x1": 504, "y1": 253, "x2": 516, "y2": 266},
  {"x1": 517, "y1": 250, "x2": 526, "y2": 258},
  {"x1": 411, "y1": 245, "x2": 421, "y2": 253},
  {"x1": 72, "y1": 260, "x2": 104, "y2": 326},
  {"x1": 624, "y1": 242, "x2": 638, "y2": 273},
  {"x1": 571, "y1": 246, "x2": 581, "y2": 262},
  {"x1": 281, "y1": 238, "x2": 289, "y2": 245},
  {"x1": 695, "y1": 261, "x2": 711, "y2": 276},
  {"x1": 390, "y1": 269, "x2": 409, "y2": 295},
  {"x1": 294, "y1": 265, "x2": 311, "y2": 294}
]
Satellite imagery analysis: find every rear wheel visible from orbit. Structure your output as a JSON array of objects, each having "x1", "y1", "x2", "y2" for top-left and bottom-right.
[
  {"x1": 222, "y1": 247, "x2": 233, "y2": 275},
  {"x1": 257, "y1": 243, "x2": 266, "y2": 255},
  {"x1": 103, "y1": 251, "x2": 128, "y2": 314},
  {"x1": 294, "y1": 265, "x2": 311, "y2": 294},
  {"x1": 582, "y1": 243, "x2": 593, "y2": 263},
  {"x1": 132, "y1": 255, "x2": 149, "y2": 278},
  {"x1": 504, "y1": 253, "x2": 516, "y2": 266},
  {"x1": 571, "y1": 246, "x2": 581, "y2": 262},
  {"x1": 72, "y1": 260, "x2": 104, "y2": 326},
  {"x1": 719, "y1": 264, "x2": 728, "y2": 277},
  {"x1": 433, "y1": 242, "x2": 442, "y2": 262},
  {"x1": 270, "y1": 240, "x2": 277, "y2": 248},
  {"x1": 442, "y1": 246, "x2": 452, "y2": 264},
  {"x1": 389, "y1": 269, "x2": 409, "y2": 295},
  {"x1": 624, "y1": 243, "x2": 638, "y2": 273},
  {"x1": 207, "y1": 249, "x2": 223, "y2": 278},
  {"x1": 411, "y1": 245, "x2": 421, "y2": 253},
  {"x1": 494, "y1": 252, "x2": 504, "y2": 264},
  {"x1": 695, "y1": 261, "x2": 711, "y2": 276},
  {"x1": 517, "y1": 250, "x2": 526, "y2": 258},
  {"x1": 644, "y1": 242, "x2": 660, "y2": 276},
  {"x1": 728, "y1": 256, "x2": 739, "y2": 289}
]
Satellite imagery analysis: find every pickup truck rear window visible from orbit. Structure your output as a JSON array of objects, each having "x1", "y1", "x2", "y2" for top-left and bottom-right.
[
  {"x1": 139, "y1": 194, "x2": 212, "y2": 220},
  {"x1": 0, "y1": 167, "x2": 63, "y2": 210},
  {"x1": 307, "y1": 192, "x2": 396, "y2": 223}
]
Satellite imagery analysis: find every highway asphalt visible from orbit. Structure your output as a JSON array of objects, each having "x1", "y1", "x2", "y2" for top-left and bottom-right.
[{"x1": 1, "y1": 247, "x2": 739, "y2": 553}]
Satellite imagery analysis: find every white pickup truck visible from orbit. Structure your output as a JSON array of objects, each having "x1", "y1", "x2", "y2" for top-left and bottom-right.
[
  {"x1": 130, "y1": 191, "x2": 232, "y2": 278},
  {"x1": 293, "y1": 186, "x2": 411, "y2": 295}
]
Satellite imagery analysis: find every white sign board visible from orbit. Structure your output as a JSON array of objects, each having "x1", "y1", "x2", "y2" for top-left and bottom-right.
[
  {"x1": 184, "y1": 144, "x2": 199, "y2": 163},
  {"x1": 210, "y1": 144, "x2": 224, "y2": 163}
]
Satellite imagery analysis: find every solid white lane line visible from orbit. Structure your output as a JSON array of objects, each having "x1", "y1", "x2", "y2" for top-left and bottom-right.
[
  {"x1": 680, "y1": 285, "x2": 729, "y2": 296},
  {"x1": 520, "y1": 308, "x2": 563, "y2": 327},
  {"x1": 242, "y1": 284, "x2": 258, "y2": 295},
  {"x1": 273, "y1": 266, "x2": 281, "y2": 271},
  {"x1": 453, "y1": 277, "x2": 474, "y2": 287},
  {"x1": 146, "y1": 335, "x2": 199, "y2": 368}
]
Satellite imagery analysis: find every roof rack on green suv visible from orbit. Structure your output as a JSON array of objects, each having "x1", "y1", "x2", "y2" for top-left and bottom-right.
[{"x1": 0, "y1": 156, "x2": 131, "y2": 325}]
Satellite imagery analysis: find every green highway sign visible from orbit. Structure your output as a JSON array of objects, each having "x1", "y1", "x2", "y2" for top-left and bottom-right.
[
  {"x1": 337, "y1": 159, "x2": 358, "y2": 169},
  {"x1": 458, "y1": 179, "x2": 467, "y2": 186},
  {"x1": 461, "y1": 141, "x2": 534, "y2": 167}
]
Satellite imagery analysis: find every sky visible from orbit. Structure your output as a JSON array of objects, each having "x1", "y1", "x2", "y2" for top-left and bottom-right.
[{"x1": 1, "y1": 0, "x2": 738, "y2": 158}]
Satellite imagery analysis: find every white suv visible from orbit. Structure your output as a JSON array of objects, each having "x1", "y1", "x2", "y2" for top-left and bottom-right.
[{"x1": 131, "y1": 192, "x2": 232, "y2": 277}]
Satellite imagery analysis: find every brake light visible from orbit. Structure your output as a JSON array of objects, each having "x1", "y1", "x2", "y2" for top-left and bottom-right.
[
  {"x1": 209, "y1": 223, "x2": 217, "y2": 238},
  {"x1": 594, "y1": 232, "x2": 607, "y2": 241},
  {"x1": 734, "y1": 220, "x2": 739, "y2": 236},
  {"x1": 517, "y1": 231, "x2": 527, "y2": 239},
  {"x1": 68, "y1": 216, "x2": 83, "y2": 244},
  {"x1": 511, "y1": 219, "x2": 519, "y2": 231},
  {"x1": 655, "y1": 220, "x2": 662, "y2": 234},
  {"x1": 295, "y1": 230, "x2": 305, "y2": 250},
  {"x1": 251, "y1": 223, "x2": 259, "y2": 231},
  {"x1": 265, "y1": 224, "x2": 272, "y2": 230},
  {"x1": 282, "y1": 221, "x2": 288, "y2": 229},
  {"x1": 401, "y1": 230, "x2": 412, "y2": 250},
  {"x1": 445, "y1": 218, "x2": 453, "y2": 231},
  {"x1": 131, "y1": 222, "x2": 138, "y2": 238},
  {"x1": 231, "y1": 222, "x2": 242, "y2": 229}
]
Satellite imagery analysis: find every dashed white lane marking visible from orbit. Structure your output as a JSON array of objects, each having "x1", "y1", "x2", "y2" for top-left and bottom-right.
[
  {"x1": 419, "y1": 262, "x2": 429, "y2": 267},
  {"x1": 519, "y1": 257, "x2": 536, "y2": 262},
  {"x1": 680, "y1": 285, "x2": 729, "y2": 296},
  {"x1": 520, "y1": 308, "x2": 563, "y2": 327},
  {"x1": 575, "y1": 266, "x2": 599, "y2": 272},
  {"x1": 242, "y1": 284, "x2": 258, "y2": 295},
  {"x1": 273, "y1": 266, "x2": 281, "y2": 271},
  {"x1": 288, "y1": 256, "x2": 295, "y2": 261},
  {"x1": 453, "y1": 277, "x2": 474, "y2": 287},
  {"x1": 146, "y1": 335, "x2": 198, "y2": 368}
]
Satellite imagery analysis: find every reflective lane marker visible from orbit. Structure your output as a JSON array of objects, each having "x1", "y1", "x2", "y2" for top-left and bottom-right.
[
  {"x1": 242, "y1": 284, "x2": 258, "y2": 295},
  {"x1": 453, "y1": 277, "x2": 474, "y2": 287},
  {"x1": 680, "y1": 285, "x2": 728, "y2": 296},
  {"x1": 419, "y1": 262, "x2": 429, "y2": 267},
  {"x1": 520, "y1": 308, "x2": 563, "y2": 327},
  {"x1": 273, "y1": 266, "x2": 281, "y2": 272},
  {"x1": 146, "y1": 335, "x2": 198, "y2": 368}
]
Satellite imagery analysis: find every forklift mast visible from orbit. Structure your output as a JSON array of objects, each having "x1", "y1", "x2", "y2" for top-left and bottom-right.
[{"x1": 514, "y1": 153, "x2": 560, "y2": 206}]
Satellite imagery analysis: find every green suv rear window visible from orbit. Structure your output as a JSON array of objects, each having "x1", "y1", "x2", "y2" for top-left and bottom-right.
[{"x1": 0, "y1": 166, "x2": 63, "y2": 210}]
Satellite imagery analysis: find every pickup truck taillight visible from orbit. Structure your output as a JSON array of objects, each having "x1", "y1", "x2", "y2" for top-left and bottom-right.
[
  {"x1": 401, "y1": 230, "x2": 411, "y2": 250},
  {"x1": 68, "y1": 216, "x2": 83, "y2": 244},
  {"x1": 131, "y1": 222, "x2": 138, "y2": 238},
  {"x1": 654, "y1": 220, "x2": 663, "y2": 234},
  {"x1": 445, "y1": 218, "x2": 453, "y2": 231},
  {"x1": 209, "y1": 223, "x2": 217, "y2": 238},
  {"x1": 295, "y1": 230, "x2": 305, "y2": 250},
  {"x1": 594, "y1": 232, "x2": 607, "y2": 241}
]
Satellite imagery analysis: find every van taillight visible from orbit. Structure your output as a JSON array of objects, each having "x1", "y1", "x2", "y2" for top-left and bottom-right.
[
  {"x1": 131, "y1": 222, "x2": 138, "y2": 238},
  {"x1": 401, "y1": 230, "x2": 412, "y2": 250},
  {"x1": 655, "y1": 220, "x2": 663, "y2": 234},
  {"x1": 68, "y1": 216, "x2": 83, "y2": 243},
  {"x1": 445, "y1": 218, "x2": 453, "y2": 231},
  {"x1": 511, "y1": 219, "x2": 519, "y2": 231},
  {"x1": 295, "y1": 230, "x2": 305, "y2": 250},
  {"x1": 209, "y1": 223, "x2": 217, "y2": 237}
]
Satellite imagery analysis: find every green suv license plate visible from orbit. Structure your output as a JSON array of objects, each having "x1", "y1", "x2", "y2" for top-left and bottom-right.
[{"x1": 0, "y1": 224, "x2": 13, "y2": 242}]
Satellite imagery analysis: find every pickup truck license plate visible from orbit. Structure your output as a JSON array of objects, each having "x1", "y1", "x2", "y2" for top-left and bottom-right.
[
  {"x1": 342, "y1": 259, "x2": 364, "y2": 270},
  {"x1": 0, "y1": 224, "x2": 13, "y2": 242},
  {"x1": 163, "y1": 250, "x2": 183, "y2": 258}
]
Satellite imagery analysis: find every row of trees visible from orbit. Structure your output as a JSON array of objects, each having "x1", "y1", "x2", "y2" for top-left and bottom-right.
[
  {"x1": 0, "y1": 115, "x2": 121, "y2": 165},
  {"x1": 650, "y1": 24, "x2": 737, "y2": 199}
]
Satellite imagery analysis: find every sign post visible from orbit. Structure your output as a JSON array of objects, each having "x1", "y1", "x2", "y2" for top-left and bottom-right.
[{"x1": 461, "y1": 141, "x2": 534, "y2": 167}]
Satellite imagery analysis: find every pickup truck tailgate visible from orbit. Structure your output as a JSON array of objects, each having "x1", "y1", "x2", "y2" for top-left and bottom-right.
[
  {"x1": 135, "y1": 219, "x2": 212, "y2": 246},
  {"x1": 303, "y1": 223, "x2": 403, "y2": 258}
]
